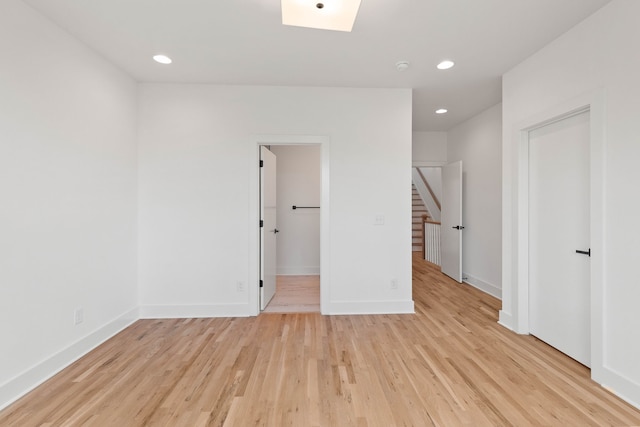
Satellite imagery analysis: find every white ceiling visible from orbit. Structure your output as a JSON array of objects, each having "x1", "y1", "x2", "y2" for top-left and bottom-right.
[{"x1": 22, "y1": 0, "x2": 611, "y2": 131}]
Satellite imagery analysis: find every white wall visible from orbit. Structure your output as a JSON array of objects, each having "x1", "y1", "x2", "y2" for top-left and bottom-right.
[
  {"x1": 448, "y1": 103, "x2": 502, "y2": 298},
  {"x1": 412, "y1": 131, "x2": 447, "y2": 163},
  {"x1": 0, "y1": 1, "x2": 138, "y2": 409},
  {"x1": 270, "y1": 145, "x2": 321, "y2": 276},
  {"x1": 501, "y1": 0, "x2": 640, "y2": 408},
  {"x1": 419, "y1": 167, "x2": 442, "y2": 204},
  {"x1": 137, "y1": 84, "x2": 414, "y2": 316}
]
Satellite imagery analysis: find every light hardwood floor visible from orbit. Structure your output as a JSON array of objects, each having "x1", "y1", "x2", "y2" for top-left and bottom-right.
[
  {"x1": 2, "y1": 253, "x2": 640, "y2": 426},
  {"x1": 262, "y1": 275, "x2": 320, "y2": 313}
]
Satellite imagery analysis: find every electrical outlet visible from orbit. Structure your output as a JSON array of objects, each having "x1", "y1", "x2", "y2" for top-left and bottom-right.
[
  {"x1": 236, "y1": 281, "x2": 245, "y2": 292},
  {"x1": 74, "y1": 308, "x2": 84, "y2": 325},
  {"x1": 390, "y1": 279, "x2": 398, "y2": 290},
  {"x1": 374, "y1": 214, "x2": 385, "y2": 226}
]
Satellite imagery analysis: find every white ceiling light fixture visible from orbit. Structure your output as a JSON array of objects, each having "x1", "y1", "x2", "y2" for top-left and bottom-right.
[
  {"x1": 435, "y1": 108, "x2": 448, "y2": 114},
  {"x1": 437, "y1": 60, "x2": 455, "y2": 70},
  {"x1": 395, "y1": 61, "x2": 410, "y2": 72},
  {"x1": 153, "y1": 54, "x2": 172, "y2": 65},
  {"x1": 282, "y1": 0, "x2": 362, "y2": 32}
]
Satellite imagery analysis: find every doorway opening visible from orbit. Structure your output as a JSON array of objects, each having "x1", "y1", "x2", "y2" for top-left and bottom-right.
[
  {"x1": 412, "y1": 161, "x2": 464, "y2": 283},
  {"x1": 249, "y1": 135, "x2": 330, "y2": 315},
  {"x1": 260, "y1": 144, "x2": 321, "y2": 313}
]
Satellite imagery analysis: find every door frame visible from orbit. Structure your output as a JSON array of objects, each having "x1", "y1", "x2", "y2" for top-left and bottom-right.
[
  {"x1": 249, "y1": 134, "x2": 330, "y2": 316},
  {"x1": 506, "y1": 89, "x2": 605, "y2": 382},
  {"x1": 412, "y1": 161, "x2": 447, "y2": 168}
]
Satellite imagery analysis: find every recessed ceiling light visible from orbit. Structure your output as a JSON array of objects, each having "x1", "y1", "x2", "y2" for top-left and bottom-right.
[
  {"x1": 153, "y1": 55, "x2": 172, "y2": 65},
  {"x1": 396, "y1": 61, "x2": 410, "y2": 72},
  {"x1": 282, "y1": 0, "x2": 362, "y2": 32},
  {"x1": 435, "y1": 108, "x2": 448, "y2": 114},
  {"x1": 437, "y1": 60, "x2": 455, "y2": 70}
]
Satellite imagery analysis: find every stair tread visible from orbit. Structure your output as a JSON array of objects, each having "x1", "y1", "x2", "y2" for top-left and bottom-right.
[{"x1": 412, "y1": 184, "x2": 428, "y2": 251}]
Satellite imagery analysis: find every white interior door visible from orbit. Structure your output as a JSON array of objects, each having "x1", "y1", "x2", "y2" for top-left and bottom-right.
[
  {"x1": 529, "y1": 110, "x2": 590, "y2": 367},
  {"x1": 441, "y1": 161, "x2": 463, "y2": 282},
  {"x1": 260, "y1": 146, "x2": 277, "y2": 310}
]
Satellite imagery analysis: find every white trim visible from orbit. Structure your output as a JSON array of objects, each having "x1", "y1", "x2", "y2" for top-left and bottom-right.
[
  {"x1": 589, "y1": 90, "x2": 606, "y2": 384},
  {"x1": 412, "y1": 161, "x2": 446, "y2": 168},
  {"x1": 516, "y1": 124, "x2": 531, "y2": 334},
  {"x1": 498, "y1": 310, "x2": 514, "y2": 331},
  {"x1": 601, "y1": 366, "x2": 640, "y2": 410},
  {"x1": 326, "y1": 300, "x2": 415, "y2": 315},
  {"x1": 139, "y1": 304, "x2": 252, "y2": 319},
  {"x1": 463, "y1": 273, "x2": 501, "y2": 299},
  {"x1": 250, "y1": 134, "x2": 330, "y2": 316},
  {"x1": 0, "y1": 307, "x2": 138, "y2": 411},
  {"x1": 276, "y1": 267, "x2": 320, "y2": 276}
]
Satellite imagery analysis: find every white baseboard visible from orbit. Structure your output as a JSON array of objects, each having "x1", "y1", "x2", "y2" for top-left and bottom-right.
[
  {"x1": 325, "y1": 300, "x2": 415, "y2": 315},
  {"x1": 139, "y1": 304, "x2": 253, "y2": 319},
  {"x1": 463, "y1": 272, "x2": 501, "y2": 299},
  {"x1": 600, "y1": 366, "x2": 640, "y2": 411},
  {"x1": 276, "y1": 267, "x2": 320, "y2": 276},
  {"x1": 0, "y1": 307, "x2": 139, "y2": 411},
  {"x1": 498, "y1": 310, "x2": 514, "y2": 331}
]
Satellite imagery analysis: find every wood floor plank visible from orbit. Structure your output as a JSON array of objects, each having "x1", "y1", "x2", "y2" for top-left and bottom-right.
[
  {"x1": 263, "y1": 276, "x2": 320, "y2": 313},
  {"x1": 2, "y1": 253, "x2": 640, "y2": 426}
]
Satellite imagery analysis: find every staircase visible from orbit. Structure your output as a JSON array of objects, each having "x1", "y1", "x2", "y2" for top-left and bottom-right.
[{"x1": 412, "y1": 185, "x2": 429, "y2": 252}]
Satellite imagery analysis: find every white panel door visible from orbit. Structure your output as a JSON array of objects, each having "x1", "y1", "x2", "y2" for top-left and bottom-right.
[
  {"x1": 441, "y1": 161, "x2": 463, "y2": 282},
  {"x1": 260, "y1": 146, "x2": 277, "y2": 310},
  {"x1": 529, "y1": 110, "x2": 590, "y2": 367}
]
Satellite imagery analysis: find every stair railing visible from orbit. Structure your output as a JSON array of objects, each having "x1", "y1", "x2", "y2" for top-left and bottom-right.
[{"x1": 422, "y1": 215, "x2": 442, "y2": 266}]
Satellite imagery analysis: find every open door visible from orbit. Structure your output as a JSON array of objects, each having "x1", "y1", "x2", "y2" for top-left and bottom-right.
[
  {"x1": 260, "y1": 146, "x2": 277, "y2": 310},
  {"x1": 441, "y1": 161, "x2": 463, "y2": 282}
]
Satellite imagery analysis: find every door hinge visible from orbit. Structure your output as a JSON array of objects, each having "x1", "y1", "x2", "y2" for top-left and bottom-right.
[
  {"x1": 260, "y1": 160, "x2": 264, "y2": 167},
  {"x1": 259, "y1": 280, "x2": 264, "y2": 288},
  {"x1": 260, "y1": 219, "x2": 264, "y2": 227}
]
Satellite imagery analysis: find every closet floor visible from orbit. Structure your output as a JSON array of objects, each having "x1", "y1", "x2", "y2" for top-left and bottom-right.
[{"x1": 262, "y1": 275, "x2": 320, "y2": 313}]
